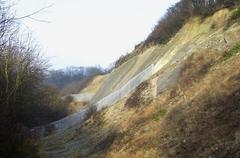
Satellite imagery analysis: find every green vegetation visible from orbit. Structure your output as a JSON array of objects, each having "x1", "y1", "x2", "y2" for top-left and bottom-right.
[
  {"x1": 152, "y1": 109, "x2": 167, "y2": 121},
  {"x1": 230, "y1": 8, "x2": 240, "y2": 20},
  {"x1": 224, "y1": 43, "x2": 240, "y2": 60}
]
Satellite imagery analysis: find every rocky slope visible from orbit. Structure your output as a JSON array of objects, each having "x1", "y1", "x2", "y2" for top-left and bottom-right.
[{"x1": 38, "y1": 9, "x2": 240, "y2": 158}]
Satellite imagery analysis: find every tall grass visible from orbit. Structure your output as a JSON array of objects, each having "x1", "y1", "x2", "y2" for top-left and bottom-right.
[
  {"x1": 152, "y1": 109, "x2": 167, "y2": 121},
  {"x1": 224, "y1": 43, "x2": 240, "y2": 60}
]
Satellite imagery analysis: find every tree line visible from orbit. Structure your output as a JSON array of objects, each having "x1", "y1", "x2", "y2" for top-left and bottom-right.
[
  {"x1": 46, "y1": 66, "x2": 106, "y2": 95},
  {"x1": 145, "y1": 0, "x2": 240, "y2": 45}
]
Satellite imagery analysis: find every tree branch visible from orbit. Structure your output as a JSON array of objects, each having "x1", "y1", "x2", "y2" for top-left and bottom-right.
[{"x1": 14, "y1": 4, "x2": 53, "y2": 22}]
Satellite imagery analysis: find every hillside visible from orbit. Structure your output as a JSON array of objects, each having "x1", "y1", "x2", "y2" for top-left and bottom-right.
[{"x1": 38, "y1": 8, "x2": 240, "y2": 158}]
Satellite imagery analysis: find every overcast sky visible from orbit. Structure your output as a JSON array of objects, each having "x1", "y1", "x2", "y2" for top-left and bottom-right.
[{"x1": 15, "y1": 0, "x2": 179, "y2": 69}]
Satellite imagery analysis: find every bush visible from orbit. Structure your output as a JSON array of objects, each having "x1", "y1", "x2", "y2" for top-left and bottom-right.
[
  {"x1": 114, "y1": 53, "x2": 131, "y2": 68},
  {"x1": 17, "y1": 85, "x2": 69, "y2": 127},
  {"x1": 0, "y1": 39, "x2": 43, "y2": 157},
  {"x1": 0, "y1": 1, "x2": 67, "y2": 157},
  {"x1": 113, "y1": 43, "x2": 145, "y2": 68},
  {"x1": 145, "y1": 0, "x2": 193, "y2": 45},
  {"x1": 223, "y1": 43, "x2": 240, "y2": 60},
  {"x1": 230, "y1": 8, "x2": 240, "y2": 20},
  {"x1": 152, "y1": 109, "x2": 167, "y2": 121}
]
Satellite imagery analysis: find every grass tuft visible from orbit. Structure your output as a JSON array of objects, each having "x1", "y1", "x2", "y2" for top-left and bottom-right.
[
  {"x1": 152, "y1": 109, "x2": 167, "y2": 121},
  {"x1": 223, "y1": 43, "x2": 240, "y2": 60}
]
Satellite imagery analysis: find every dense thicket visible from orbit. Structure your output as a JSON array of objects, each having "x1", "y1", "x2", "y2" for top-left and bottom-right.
[
  {"x1": 0, "y1": 1, "x2": 68, "y2": 157},
  {"x1": 145, "y1": 0, "x2": 240, "y2": 45}
]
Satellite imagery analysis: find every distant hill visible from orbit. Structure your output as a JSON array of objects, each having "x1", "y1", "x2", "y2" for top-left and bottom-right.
[{"x1": 45, "y1": 66, "x2": 106, "y2": 95}]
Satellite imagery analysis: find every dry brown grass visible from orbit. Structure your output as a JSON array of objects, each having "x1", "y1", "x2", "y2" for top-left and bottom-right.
[
  {"x1": 104, "y1": 50, "x2": 240, "y2": 158},
  {"x1": 178, "y1": 49, "x2": 221, "y2": 89},
  {"x1": 155, "y1": 53, "x2": 240, "y2": 158}
]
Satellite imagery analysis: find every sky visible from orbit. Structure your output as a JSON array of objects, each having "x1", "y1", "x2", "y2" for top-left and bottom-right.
[{"x1": 14, "y1": 0, "x2": 179, "y2": 69}]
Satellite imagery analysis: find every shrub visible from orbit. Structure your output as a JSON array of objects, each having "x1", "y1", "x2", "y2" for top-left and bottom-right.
[
  {"x1": 179, "y1": 50, "x2": 220, "y2": 89},
  {"x1": 114, "y1": 53, "x2": 131, "y2": 68},
  {"x1": 113, "y1": 44, "x2": 144, "y2": 68},
  {"x1": 152, "y1": 109, "x2": 167, "y2": 121},
  {"x1": 17, "y1": 85, "x2": 69, "y2": 127},
  {"x1": 230, "y1": 8, "x2": 240, "y2": 20},
  {"x1": 223, "y1": 43, "x2": 240, "y2": 60},
  {"x1": 145, "y1": 0, "x2": 193, "y2": 45},
  {"x1": 0, "y1": 1, "x2": 68, "y2": 157}
]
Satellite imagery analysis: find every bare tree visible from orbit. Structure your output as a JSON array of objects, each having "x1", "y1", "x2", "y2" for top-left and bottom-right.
[{"x1": 0, "y1": 1, "x2": 54, "y2": 157}]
